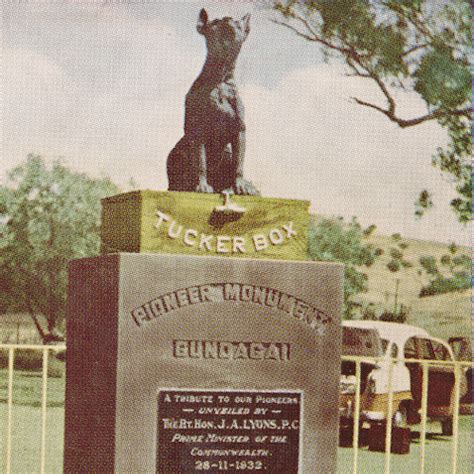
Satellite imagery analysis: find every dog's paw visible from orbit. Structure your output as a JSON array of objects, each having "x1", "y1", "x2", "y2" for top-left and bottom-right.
[
  {"x1": 234, "y1": 177, "x2": 260, "y2": 196},
  {"x1": 195, "y1": 179, "x2": 214, "y2": 193}
]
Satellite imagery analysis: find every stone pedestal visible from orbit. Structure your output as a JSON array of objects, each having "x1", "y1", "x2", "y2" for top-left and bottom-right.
[
  {"x1": 64, "y1": 253, "x2": 343, "y2": 473},
  {"x1": 101, "y1": 191, "x2": 310, "y2": 260}
]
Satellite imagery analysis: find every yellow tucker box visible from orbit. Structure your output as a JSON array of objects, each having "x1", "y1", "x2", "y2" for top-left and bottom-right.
[{"x1": 101, "y1": 190, "x2": 310, "y2": 260}]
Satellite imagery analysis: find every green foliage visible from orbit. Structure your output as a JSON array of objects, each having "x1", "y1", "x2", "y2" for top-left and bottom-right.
[
  {"x1": 308, "y1": 217, "x2": 380, "y2": 318},
  {"x1": 386, "y1": 234, "x2": 412, "y2": 274},
  {"x1": 419, "y1": 255, "x2": 439, "y2": 275},
  {"x1": 430, "y1": 116, "x2": 471, "y2": 223},
  {"x1": 360, "y1": 302, "x2": 377, "y2": 320},
  {"x1": 0, "y1": 155, "x2": 120, "y2": 341},
  {"x1": 272, "y1": 0, "x2": 472, "y2": 222},
  {"x1": 389, "y1": 248, "x2": 403, "y2": 260},
  {"x1": 440, "y1": 254, "x2": 451, "y2": 266},
  {"x1": 415, "y1": 189, "x2": 434, "y2": 219},
  {"x1": 419, "y1": 274, "x2": 470, "y2": 297},
  {"x1": 418, "y1": 242, "x2": 471, "y2": 297},
  {"x1": 379, "y1": 304, "x2": 410, "y2": 324},
  {"x1": 387, "y1": 260, "x2": 400, "y2": 273},
  {"x1": 363, "y1": 224, "x2": 377, "y2": 237},
  {"x1": 414, "y1": 48, "x2": 471, "y2": 109},
  {"x1": 452, "y1": 254, "x2": 470, "y2": 268},
  {"x1": 382, "y1": 234, "x2": 412, "y2": 316},
  {"x1": 360, "y1": 300, "x2": 410, "y2": 323},
  {"x1": 0, "y1": 349, "x2": 64, "y2": 378}
]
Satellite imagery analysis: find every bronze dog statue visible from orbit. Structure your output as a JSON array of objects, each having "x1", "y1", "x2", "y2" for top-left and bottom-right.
[{"x1": 167, "y1": 9, "x2": 259, "y2": 195}]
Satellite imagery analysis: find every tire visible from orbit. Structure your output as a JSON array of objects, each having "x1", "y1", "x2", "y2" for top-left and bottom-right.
[
  {"x1": 441, "y1": 418, "x2": 453, "y2": 436},
  {"x1": 338, "y1": 416, "x2": 354, "y2": 447},
  {"x1": 339, "y1": 417, "x2": 366, "y2": 447},
  {"x1": 391, "y1": 426, "x2": 411, "y2": 454},
  {"x1": 368, "y1": 422, "x2": 411, "y2": 454}
]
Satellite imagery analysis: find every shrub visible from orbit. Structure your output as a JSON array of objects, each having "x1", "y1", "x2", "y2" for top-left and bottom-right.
[
  {"x1": 419, "y1": 273, "x2": 471, "y2": 297},
  {"x1": 0, "y1": 348, "x2": 64, "y2": 378},
  {"x1": 379, "y1": 304, "x2": 410, "y2": 324}
]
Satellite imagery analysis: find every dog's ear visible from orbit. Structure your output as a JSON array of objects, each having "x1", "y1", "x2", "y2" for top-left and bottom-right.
[
  {"x1": 241, "y1": 13, "x2": 251, "y2": 36},
  {"x1": 197, "y1": 8, "x2": 208, "y2": 35}
]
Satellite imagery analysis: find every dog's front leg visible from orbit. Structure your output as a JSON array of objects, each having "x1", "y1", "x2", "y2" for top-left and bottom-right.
[
  {"x1": 194, "y1": 141, "x2": 214, "y2": 193},
  {"x1": 232, "y1": 131, "x2": 259, "y2": 195}
]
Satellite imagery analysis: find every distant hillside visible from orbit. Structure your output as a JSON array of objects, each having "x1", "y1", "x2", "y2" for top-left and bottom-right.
[
  {"x1": 357, "y1": 231, "x2": 471, "y2": 341},
  {"x1": 1, "y1": 228, "x2": 471, "y2": 344}
]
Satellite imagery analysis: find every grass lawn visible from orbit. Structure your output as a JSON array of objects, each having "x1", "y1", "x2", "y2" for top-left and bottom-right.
[
  {"x1": 0, "y1": 404, "x2": 64, "y2": 473},
  {"x1": 2, "y1": 370, "x2": 471, "y2": 473},
  {"x1": 1, "y1": 370, "x2": 472, "y2": 473},
  {"x1": 337, "y1": 416, "x2": 473, "y2": 473},
  {"x1": 0, "y1": 369, "x2": 65, "y2": 408},
  {"x1": 1, "y1": 403, "x2": 472, "y2": 473}
]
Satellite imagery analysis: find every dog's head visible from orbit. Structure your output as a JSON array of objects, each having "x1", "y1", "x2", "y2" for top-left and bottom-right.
[{"x1": 197, "y1": 9, "x2": 250, "y2": 61}]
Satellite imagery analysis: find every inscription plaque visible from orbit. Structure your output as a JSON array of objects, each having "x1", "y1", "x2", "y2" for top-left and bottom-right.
[{"x1": 157, "y1": 389, "x2": 302, "y2": 473}]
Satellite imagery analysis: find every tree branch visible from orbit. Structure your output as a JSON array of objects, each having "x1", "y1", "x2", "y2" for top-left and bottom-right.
[
  {"x1": 26, "y1": 300, "x2": 47, "y2": 342},
  {"x1": 396, "y1": 108, "x2": 472, "y2": 128},
  {"x1": 366, "y1": 71, "x2": 396, "y2": 114},
  {"x1": 271, "y1": 19, "x2": 317, "y2": 43},
  {"x1": 352, "y1": 98, "x2": 471, "y2": 128},
  {"x1": 273, "y1": 8, "x2": 471, "y2": 128},
  {"x1": 271, "y1": 18, "x2": 358, "y2": 57},
  {"x1": 346, "y1": 58, "x2": 371, "y2": 77},
  {"x1": 402, "y1": 43, "x2": 428, "y2": 57}
]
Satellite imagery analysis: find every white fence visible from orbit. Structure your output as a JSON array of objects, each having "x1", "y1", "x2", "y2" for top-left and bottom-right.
[
  {"x1": 1, "y1": 344, "x2": 472, "y2": 473},
  {"x1": 1, "y1": 344, "x2": 66, "y2": 474},
  {"x1": 340, "y1": 355, "x2": 472, "y2": 474}
]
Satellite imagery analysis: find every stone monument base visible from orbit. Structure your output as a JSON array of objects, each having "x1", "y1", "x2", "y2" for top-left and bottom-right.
[{"x1": 64, "y1": 253, "x2": 343, "y2": 473}]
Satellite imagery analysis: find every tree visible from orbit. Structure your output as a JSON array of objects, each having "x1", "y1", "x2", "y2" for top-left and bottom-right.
[
  {"x1": 271, "y1": 0, "x2": 471, "y2": 222},
  {"x1": 418, "y1": 242, "x2": 471, "y2": 297},
  {"x1": 0, "y1": 155, "x2": 120, "y2": 343},
  {"x1": 382, "y1": 233, "x2": 413, "y2": 319},
  {"x1": 308, "y1": 216, "x2": 381, "y2": 318}
]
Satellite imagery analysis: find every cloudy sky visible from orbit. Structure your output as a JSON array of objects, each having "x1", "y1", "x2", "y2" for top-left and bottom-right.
[{"x1": 1, "y1": 0, "x2": 469, "y2": 245}]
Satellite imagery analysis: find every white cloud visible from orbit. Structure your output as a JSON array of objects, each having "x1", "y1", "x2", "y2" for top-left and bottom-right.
[
  {"x1": 1, "y1": 5, "x2": 469, "y2": 245},
  {"x1": 2, "y1": 47, "x2": 80, "y2": 168},
  {"x1": 2, "y1": 5, "x2": 202, "y2": 189},
  {"x1": 241, "y1": 64, "x2": 468, "y2": 244}
]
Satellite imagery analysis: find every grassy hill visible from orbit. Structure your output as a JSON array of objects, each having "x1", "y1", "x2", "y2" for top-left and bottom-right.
[{"x1": 357, "y1": 232, "x2": 471, "y2": 341}]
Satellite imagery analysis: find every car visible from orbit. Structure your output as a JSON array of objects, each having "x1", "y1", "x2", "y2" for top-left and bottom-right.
[
  {"x1": 339, "y1": 324, "x2": 384, "y2": 447},
  {"x1": 340, "y1": 324, "x2": 383, "y2": 416},
  {"x1": 448, "y1": 336, "x2": 472, "y2": 413},
  {"x1": 340, "y1": 321, "x2": 462, "y2": 437}
]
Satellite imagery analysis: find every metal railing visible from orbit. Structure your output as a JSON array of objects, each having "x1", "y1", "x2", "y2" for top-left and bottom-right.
[
  {"x1": 1, "y1": 344, "x2": 472, "y2": 473},
  {"x1": 1, "y1": 343, "x2": 66, "y2": 474},
  {"x1": 341, "y1": 355, "x2": 473, "y2": 474}
]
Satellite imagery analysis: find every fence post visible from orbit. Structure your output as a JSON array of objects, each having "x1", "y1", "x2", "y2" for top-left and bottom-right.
[
  {"x1": 352, "y1": 359, "x2": 361, "y2": 474},
  {"x1": 450, "y1": 363, "x2": 461, "y2": 474},
  {"x1": 40, "y1": 348, "x2": 50, "y2": 474},
  {"x1": 418, "y1": 360, "x2": 429, "y2": 473},
  {"x1": 6, "y1": 347, "x2": 15, "y2": 474},
  {"x1": 384, "y1": 358, "x2": 394, "y2": 474}
]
